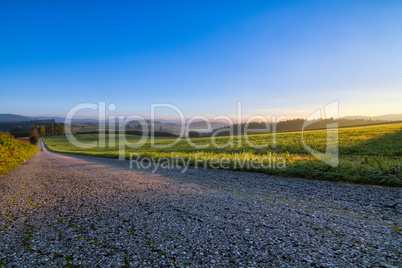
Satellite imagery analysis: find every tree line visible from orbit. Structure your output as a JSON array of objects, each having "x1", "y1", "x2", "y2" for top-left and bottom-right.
[
  {"x1": 0, "y1": 120, "x2": 65, "y2": 144},
  {"x1": 0, "y1": 120, "x2": 55, "y2": 133}
]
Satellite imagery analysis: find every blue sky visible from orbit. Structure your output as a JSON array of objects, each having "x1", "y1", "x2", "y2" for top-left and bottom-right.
[{"x1": 0, "y1": 1, "x2": 401, "y2": 119}]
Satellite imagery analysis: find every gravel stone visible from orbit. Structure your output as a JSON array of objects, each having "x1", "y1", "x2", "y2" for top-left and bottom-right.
[{"x1": 0, "y1": 140, "x2": 400, "y2": 267}]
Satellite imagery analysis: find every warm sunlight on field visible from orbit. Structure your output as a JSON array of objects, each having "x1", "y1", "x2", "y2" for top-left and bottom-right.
[{"x1": 44, "y1": 123, "x2": 402, "y2": 186}]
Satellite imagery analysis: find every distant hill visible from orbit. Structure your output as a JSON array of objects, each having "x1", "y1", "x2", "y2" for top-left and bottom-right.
[
  {"x1": 0, "y1": 114, "x2": 99, "y2": 124},
  {"x1": 372, "y1": 114, "x2": 402, "y2": 121},
  {"x1": 0, "y1": 114, "x2": 33, "y2": 122},
  {"x1": 340, "y1": 115, "x2": 372, "y2": 120},
  {"x1": 188, "y1": 120, "x2": 229, "y2": 129},
  {"x1": 1, "y1": 113, "x2": 401, "y2": 125},
  {"x1": 341, "y1": 114, "x2": 402, "y2": 121},
  {"x1": 36, "y1": 116, "x2": 66, "y2": 123},
  {"x1": 36, "y1": 116, "x2": 99, "y2": 124}
]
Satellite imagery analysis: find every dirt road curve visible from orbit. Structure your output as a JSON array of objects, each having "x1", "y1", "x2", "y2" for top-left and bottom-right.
[{"x1": 0, "y1": 140, "x2": 400, "y2": 267}]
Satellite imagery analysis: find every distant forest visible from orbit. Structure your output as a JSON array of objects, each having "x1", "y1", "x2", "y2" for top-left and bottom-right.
[
  {"x1": 0, "y1": 120, "x2": 55, "y2": 133},
  {"x1": 0, "y1": 120, "x2": 65, "y2": 141},
  {"x1": 1, "y1": 118, "x2": 398, "y2": 141}
]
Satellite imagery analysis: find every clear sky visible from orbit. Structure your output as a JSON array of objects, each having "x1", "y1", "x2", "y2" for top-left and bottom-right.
[{"x1": 0, "y1": 1, "x2": 401, "y2": 120}]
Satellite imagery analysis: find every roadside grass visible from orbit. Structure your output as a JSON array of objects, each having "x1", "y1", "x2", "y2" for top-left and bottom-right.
[
  {"x1": 16, "y1": 137, "x2": 31, "y2": 144},
  {"x1": 0, "y1": 132, "x2": 37, "y2": 177},
  {"x1": 44, "y1": 123, "x2": 402, "y2": 186}
]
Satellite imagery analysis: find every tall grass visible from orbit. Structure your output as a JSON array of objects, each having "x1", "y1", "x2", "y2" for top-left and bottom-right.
[{"x1": 0, "y1": 132, "x2": 37, "y2": 177}]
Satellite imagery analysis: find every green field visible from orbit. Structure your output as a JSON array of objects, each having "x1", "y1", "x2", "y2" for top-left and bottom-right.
[
  {"x1": 44, "y1": 123, "x2": 402, "y2": 186},
  {"x1": 0, "y1": 132, "x2": 37, "y2": 177}
]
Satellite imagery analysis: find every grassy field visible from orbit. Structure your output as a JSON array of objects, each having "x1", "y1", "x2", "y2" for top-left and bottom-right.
[
  {"x1": 0, "y1": 132, "x2": 37, "y2": 177},
  {"x1": 44, "y1": 123, "x2": 402, "y2": 186},
  {"x1": 70, "y1": 123, "x2": 99, "y2": 134}
]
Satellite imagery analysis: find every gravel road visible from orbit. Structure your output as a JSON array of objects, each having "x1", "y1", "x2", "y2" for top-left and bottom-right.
[{"x1": 0, "y1": 139, "x2": 401, "y2": 267}]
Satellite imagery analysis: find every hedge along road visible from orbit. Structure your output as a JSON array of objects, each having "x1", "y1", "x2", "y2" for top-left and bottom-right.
[{"x1": 0, "y1": 139, "x2": 400, "y2": 267}]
